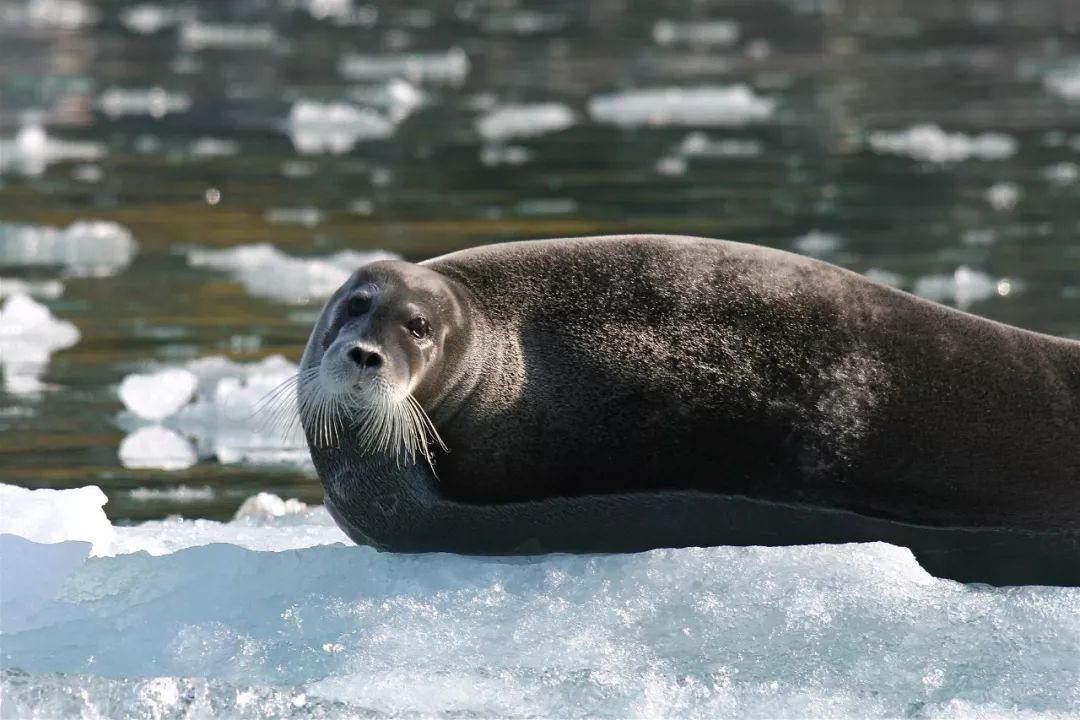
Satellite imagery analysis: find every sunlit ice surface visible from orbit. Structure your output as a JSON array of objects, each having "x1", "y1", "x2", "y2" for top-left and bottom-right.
[{"x1": 1, "y1": 485, "x2": 1079, "y2": 719}]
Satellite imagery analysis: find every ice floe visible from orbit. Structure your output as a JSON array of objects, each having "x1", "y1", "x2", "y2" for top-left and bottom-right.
[
  {"x1": 589, "y1": 85, "x2": 776, "y2": 127},
  {"x1": 475, "y1": 103, "x2": 575, "y2": 142},
  {"x1": 0, "y1": 220, "x2": 137, "y2": 277},
  {"x1": 653, "y1": 19, "x2": 739, "y2": 47},
  {"x1": 117, "y1": 355, "x2": 311, "y2": 468},
  {"x1": 0, "y1": 294, "x2": 79, "y2": 394},
  {"x1": 284, "y1": 100, "x2": 395, "y2": 155},
  {"x1": 0, "y1": 124, "x2": 106, "y2": 176},
  {"x1": 337, "y1": 48, "x2": 469, "y2": 85},
  {"x1": 188, "y1": 243, "x2": 397, "y2": 303},
  {"x1": 0, "y1": 484, "x2": 112, "y2": 554},
  {"x1": 97, "y1": 86, "x2": 192, "y2": 118},
  {"x1": 867, "y1": 124, "x2": 1017, "y2": 163},
  {"x1": 1, "y1": 484, "x2": 1078, "y2": 719}
]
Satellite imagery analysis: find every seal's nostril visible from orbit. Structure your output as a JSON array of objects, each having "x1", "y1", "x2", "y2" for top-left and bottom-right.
[{"x1": 347, "y1": 346, "x2": 383, "y2": 370}]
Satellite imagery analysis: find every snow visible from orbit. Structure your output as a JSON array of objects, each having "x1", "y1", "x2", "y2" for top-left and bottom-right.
[
  {"x1": 188, "y1": 242, "x2": 397, "y2": 303},
  {"x1": 284, "y1": 100, "x2": 395, "y2": 155},
  {"x1": 0, "y1": 294, "x2": 80, "y2": 394},
  {"x1": 116, "y1": 355, "x2": 313, "y2": 468},
  {"x1": 590, "y1": 85, "x2": 776, "y2": 128},
  {"x1": 0, "y1": 220, "x2": 137, "y2": 277},
  {"x1": 0, "y1": 485, "x2": 1078, "y2": 718},
  {"x1": 867, "y1": 124, "x2": 1017, "y2": 163},
  {"x1": 475, "y1": 103, "x2": 575, "y2": 141}
]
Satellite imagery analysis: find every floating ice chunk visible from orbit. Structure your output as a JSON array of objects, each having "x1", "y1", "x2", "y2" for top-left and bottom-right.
[
  {"x1": 0, "y1": 294, "x2": 79, "y2": 393},
  {"x1": 653, "y1": 18, "x2": 739, "y2": 46},
  {"x1": 480, "y1": 9, "x2": 566, "y2": 35},
  {"x1": 1044, "y1": 65, "x2": 1080, "y2": 101},
  {"x1": 119, "y1": 368, "x2": 198, "y2": 420},
  {"x1": 284, "y1": 100, "x2": 394, "y2": 155},
  {"x1": 0, "y1": 124, "x2": 106, "y2": 176},
  {"x1": 793, "y1": 230, "x2": 845, "y2": 256},
  {"x1": 589, "y1": 85, "x2": 776, "y2": 127},
  {"x1": 0, "y1": 220, "x2": 137, "y2": 277},
  {"x1": 234, "y1": 493, "x2": 309, "y2": 522},
  {"x1": 480, "y1": 144, "x2": 532, "y2": 166},
  {"x1": 0, "y1": 535, "x2": 92, "y2": 635},
  {"x1": 179, "y1": 21, "x2": 278, "y2": 51},
  {"x1": 655, "y1": 155, "x2": 687, "y2": 176},
  {"x1": 678, "y1": 131, "x2": 764, "y2": 158},
  {"x1": 0, "y1": 484, "x2": 112, "y2": 553},
  {"x1": 264, "y1": 207, "x2": 323, "y2": 227},
  {"x1": 128, "y1": 485, "x2": 215, "y2": 503},
  {"x1": 986, "y1": 182, "x2": 1021, "y2": 211},
  {"x1": 0, "y1": 0, "x2": 99, "y2": 28},
  {"x1": 0, "y1": 278, "x2": 63, "y2": 299},
  {"x1": 189, "y1": 137, "x2": 240, "y2": 158},
  {"x1": 188, "y1": 243, "x2": 397, "y2": 303},
  {"x1": 913, "y1": 267, "x2": 1005, "y2": 310},
  {"x1": 1044, "y1": 162, "x2": 1079, "y2": 185},
  {"x1": 120, "y1": 3, "x2": 195, "y2": 34},
  {"x1": 864, "y1": 268, "x2": 904, "y2": 288},
  {"x1": 118, "y1": 426, "x2": 198, "y2": 471},
  {"x1": 304, "y1": 0, "x2": 378, "y2": 25},
  {"x1": 346, "y1": 79, "x2": 425, "y2": 123},
  {"x1": 337, "y1": 48, "x2": 469, "y2": 85},
  {"x1": 475, "y1": 103, "x2": 574, "y2": 141},
  {"x1": 97, "y1": 87, "x2": 191, "y2": 118},
  {"x1": 867, "y1": 124, "x2": 1017, "y2": 163}
]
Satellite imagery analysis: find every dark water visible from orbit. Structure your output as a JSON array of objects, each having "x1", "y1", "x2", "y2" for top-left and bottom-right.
[{"x1": 1, "y1": 0, "x2": 1078, "y2": 521}]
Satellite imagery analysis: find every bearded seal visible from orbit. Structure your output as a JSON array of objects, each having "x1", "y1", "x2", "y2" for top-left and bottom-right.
[{"x1": 296, "y1": 235, "x2": 1080, "y2": 586}]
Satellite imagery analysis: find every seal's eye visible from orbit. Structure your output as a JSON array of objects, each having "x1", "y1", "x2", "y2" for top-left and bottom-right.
[
  {"x1": 406, "y1": 316, "x2": 431, "y2": 339},
  {"x1": 345, "y1": 293, "x2": 371, "y2": 316}
]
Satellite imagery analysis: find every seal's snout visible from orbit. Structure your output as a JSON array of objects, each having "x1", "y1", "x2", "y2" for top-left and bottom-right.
[{"x1": 347, "y1": 344, "x2": 384, "y2": 371}]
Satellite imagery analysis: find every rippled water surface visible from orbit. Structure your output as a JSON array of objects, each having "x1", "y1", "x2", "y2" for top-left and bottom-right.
[{"x1": 2, "y1": 0, "x2": 1079, "y2": 521}]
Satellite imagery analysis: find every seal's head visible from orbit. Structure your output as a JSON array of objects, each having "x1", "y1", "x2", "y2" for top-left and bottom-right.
[{"x1": 297, "y1": 260, "x2": 467, "y2": 464}]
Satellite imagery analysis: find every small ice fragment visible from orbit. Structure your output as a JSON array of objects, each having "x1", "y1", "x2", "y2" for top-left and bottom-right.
[
  {"x1": 347, "y1": 79, "x2": 425, "y2": 123},
  {"x1": 1044, "y1": 162, "x2": 1079, "y2": 185},
  {"x1": 189, "y1": 137, "x2": 240, "y2": 158},
  {"x1": 589, "y1": 85, "x2": 776, "y2": 128},
  {"x1": 178, "y1": 21, "x2": 277, "y2": 51},
  {"x1": 119, "y1": 368, "x2": 198, "y2": 420},
  {"x1": 480, "y1": 9, "x2": 566, "y2": 35},
  {"x1": 514, "y1": 198, "x2": 577, "y2": 216},
  {"x1": 1045, "y1": 65, "x2": 1080, "y2": 101},
  {"x1": 475, "y1": 103, "x2": 574, "y2": 141},
  {"x1": 913, "y1": 267, "x2": 1000, "y2": 310},
  {"x1": 986, "y1": 182, "x2": 1021, "y2": 211},
  {"x1": 233, "y1": 493, "x2": 309, "y2": 522},
  {"x1": 1, "y1": 0, "x2": 99, "y2": 28},
  {"x1": 655, "y1": 155, "x2": 687, "y2": 176},
  {"x1": 793, "y1": 230, "x2": 844, "y2": 256},
  {"x1": 98, "y1": 87, "x2": 191, "y2": 118},
  {"x1": 0, "y1": 124, "x2": 106, "y2": 177},
  {"x1": 285, "y1": 100, "x2": 395, "y2": 155},
  {"x1": 653, "y1": 19, "x2": 739, "y2": 47},
  {"x1": 0, "y1": 220, "x2": 137, "y2": 277},
  {"x1": 480, "y1": 144, "x2": 532, "y2": 166},
  {"x1": 118, "y1": 426, "x2": 198, "y2": 471},
  {"x1": 265, "y1": 207, "x2": 323, "y2": 227},
  {"x1": 338, "y1": 48, "x2": 469, "y2": 85},
  {"x1": 0, "y1": 278, "x2": 64, "y2": 299},
  {"x1": 864, "y1": 268, "x2": 904, "y2": 288},
  {"x1": 0, "y1": 484, "x2": 112, "y2": 553},
  {"x1": 120, "y1": 3, "x2": 194, "y2": 34},
  {"x1": 128, "y1": 485, "x2": 215, "y2": 503},
  {"x1": 962, "y1": 229, "x2": 996, "y2": 246},
  {"x1": 71, "y1": 163, "x2": 103, "y2": 182},
  {"x1": 0, "y1": 294, "x2": 79, "y2": 394},
  {"x1": 188, "y1": 243, "x2": 397, "y2": 303},
  {"x1": 678, "y1": 132, "x2": 763, "y2": 158},
  {"x1": 867, "y1": 124, "x2": 1017, "y2": 163}
]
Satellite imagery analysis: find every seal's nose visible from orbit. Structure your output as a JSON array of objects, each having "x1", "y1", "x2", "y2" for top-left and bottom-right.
[{"x1": 347, "y1": 345, "x2": 384, "y2": 371}]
